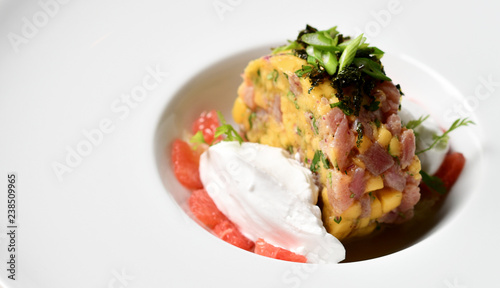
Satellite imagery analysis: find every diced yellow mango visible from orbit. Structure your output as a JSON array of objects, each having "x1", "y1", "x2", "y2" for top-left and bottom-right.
[
  {"x1": 377, "y1": 188, "x2": 403, "y2": 214},
  {"x1": 377, "y1": 125, "x2": 392, "y2": 148},
  {"x1": 352, "y1": 157, "x2": 366, "y2": 169},
  {"x1": 408, "y1": 156, "x2": 422, "y2": 180},
  {"x1": 349, "y1": 221, "x2": 377, "y2": 238},
  {"x1": 357, "y1": 137, "x2": 372, "y2": 154},
  {"x1": 232, "y1": 97, "x2": 247, "y2": 124},
  {"x1": 365, "y1": 176, "x2": 384, "y2": 193},
  {"x1": 342, "y1": 200, "x2": 362, "y2": 219},
  {"x1": 388, "y1": 136, "x2": 401, "y2": 157},
  {"x1": 324, "y1": 216, "x2": 353, "y2": 240},
  {"x1": 357, "y1": 217, "x2": 370, "y2": 229},
  {"x1": 370, "y1": 196, "x2": 383, "y2": 219}
]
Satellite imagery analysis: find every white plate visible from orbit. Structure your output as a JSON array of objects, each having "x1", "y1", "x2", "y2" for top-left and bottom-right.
[{"x1": 0, "y1": 1, "x2": 499, "y2": 287}]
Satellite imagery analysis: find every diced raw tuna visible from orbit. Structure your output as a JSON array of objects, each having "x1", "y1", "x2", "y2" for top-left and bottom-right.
[{"x1": 359, "y1": 143, "x2": 394, "y2": 176}]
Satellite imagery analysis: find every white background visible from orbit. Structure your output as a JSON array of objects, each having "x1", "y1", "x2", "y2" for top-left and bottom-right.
[{"x1": 0, "y1": 0, "x2": 499, "y2": 287}]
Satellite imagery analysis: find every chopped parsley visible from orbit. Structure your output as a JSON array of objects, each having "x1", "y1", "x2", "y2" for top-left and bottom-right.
[
  {"x1": 350, "y1": 192, "x2": 355, "y2": 198},
  {"x1": 296, "y1": 126, "x2": 302, "y2": 136},
  {"x1": 310, "y1": 150, "x2": 330, "y2": 172},
  {"x1": 248, "y1": 112, "x2": 256, "y2": 129},
  {"x1": 287, "y1": 91, "x2": 300, "y2": 109},
  {"x1": 369, "y1": 192, "x2": 376, "y2": 200},
  {"x1": 374, "y1": 118, "x2": 381, "y2": 128},
  {"x1": 311, "y1": 114, "x2": 319, "y2": 134},
  {"x1": 267, "y1": 69, "x2": 279, "y2": 82},
  {"x1": 334, "y1": 216, "x2": 342, "y2": 224}
]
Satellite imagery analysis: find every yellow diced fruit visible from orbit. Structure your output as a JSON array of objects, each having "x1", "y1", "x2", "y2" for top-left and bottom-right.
[
  {"x1": 377, "y1": 188, "x2": 403, "y2": 214},
  {"x1": 408, "y1": 156, "x2": 422, "y2": 179},
  {"x1": 377, "y1": 125, "x2": 392, "y2": 148},
  {"x1": 232, "y1": 97, "x2": 247, "y2": 124},
  {"x1": 357, "y1": 137, "x2": 372, "y2": 154},
  {"x1": 370, "y1": 196, "x2": 383, "y2": 219},
  {"x1": 365, "y1": 176, "x2": 384, "y2": 193},
  {"x1": 357, "y1": 217, "x2": 370, "y2": 229},
  {"x1": 342, "y1": 201, "x2": 362, "y2": 220},
  {"x1": 349, "y1": 222, "x2": 377, "y2": 238},
  {"x1": 325, "y1": 215, "x2": 353, "y2": 240},
  {"x1": 352, "y1": 157, "x2": 366, "y2": 169},
  {"x1": 388, "y1": 137, "x2": 401, "y2": 157}
]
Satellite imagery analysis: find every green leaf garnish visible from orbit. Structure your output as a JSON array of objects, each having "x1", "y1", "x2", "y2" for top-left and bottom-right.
[
  {"x1": 295, "y1": 65, "x2": 314, "y2": 77},
  {"x1": 321, "y1": 51, "x2": 338, "y2": 75},
  {"x1": 334, "y1": 216, "x2": 342, "y2": 224},
  {"x1": 310, "y1": 150, "x2": 330, "y2": 172},
  {"x1": 310, "y1": 150, "x2": 322, "y2": 172},
  {"x1": 352, "y1": 58, "x2": 391, "y2": 81},
  {"x1": 416, "y1": 118, "x2": 475, "y2": 155},
  {"x1": 214, "y1": 111, "x2": 244, "y2": 145},
  {"x1": 330, "y1": 101, "x2": 353, "y2": 116},
  {"x1": 272, "y1": 40, "x2": 301, "y2": 54},
  {"x1": 338, "y1": 34, "x2": 364, "y2": 72},
  {"x1": 189, "y1": 131, "x2": 207, "y2": 149},
  {"x1": 420, "y1": 170, "x2": 447, "y2": 195},
  {"x1": 405, "y1": 115, "x2": 429, "y2": 130}
]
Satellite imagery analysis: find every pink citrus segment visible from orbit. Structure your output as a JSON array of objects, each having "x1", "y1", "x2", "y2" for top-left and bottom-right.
[
  {"x1": 213, "y1": 220, "x2": 255, "y2": 251},
  {"x1": 254, "y1": 238, "x2": 307, "y2": 263},
  {"x1": 188, "y1": 189, "x2": 228, "y2": 229},
  {"x1": 171, "y1": 139, "x2": 203, "y2": 190},
  {"x1": 192, "y1": 110, "x2": 221, "y2": 144}
]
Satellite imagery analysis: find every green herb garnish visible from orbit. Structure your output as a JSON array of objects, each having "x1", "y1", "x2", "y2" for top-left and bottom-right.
[
  {"x1": 338, "y1": 34, "x2": 364, "y2": 72},
  {"x1": 248, "y1": 112, "x2": 256, "y2": 129},
  {"x1": 334, "y1": 216, "x2": 342, "y2": 224},
  {"x1": 287, "y1": 91, "x2": 300, "y2": 109},
  {"x1": 267, "y1": 69, "x2": 279, "y2": 82},
  {"x1": 310, "y1": 150, "x2": 322, "y2": 172},
  {"x1": 295, "y1": 65, "x2": 314, "y2": 77},
  {"x1": 214, "y1": 111, "x2": 244, "y2": 144},
  {"x1": 311, "y1": 114, "x2": 319, "y2": 134},
  {"x1": 189, "y1": 131, "x2": 207, "y2": 148},
  {"x1": 330, "y1": 101, "x2": 353, "y2": 116},
  {"x1": 352, "y1": 58, "x2": 391, "y2": 81},
  {"x1": 416, "y1": 118, "x2": 475, "y2": 155},
  {"x1": 420, "y1": 170, "x2": 447, "y2": 195},
  {"x1": 406, "y1": 115, "x2": 430, "y2": 130}
]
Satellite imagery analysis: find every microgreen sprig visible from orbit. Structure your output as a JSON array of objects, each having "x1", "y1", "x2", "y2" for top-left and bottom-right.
[
  {"x1": 416, "y1": 118, "x2": 475, "y2": 155},
  {"x1": 214, "y1": 111, "x2": 244, "y2": 145}
]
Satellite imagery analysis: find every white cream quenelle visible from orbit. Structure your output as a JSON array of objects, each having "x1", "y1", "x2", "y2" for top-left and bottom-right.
[{"x1": 199, "y1": 141, "x2": 345, "y2": 264}]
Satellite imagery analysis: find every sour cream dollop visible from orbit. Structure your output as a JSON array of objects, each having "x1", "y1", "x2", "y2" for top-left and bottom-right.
[
  {"x1": 199, "y1": 141, "x2": 345, "y2": 264},
  {"x1": 400, "y1": 99, "x2": 450, "y2": 175}
]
